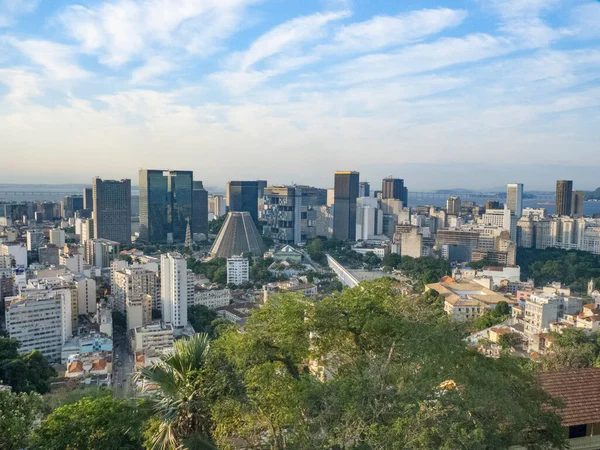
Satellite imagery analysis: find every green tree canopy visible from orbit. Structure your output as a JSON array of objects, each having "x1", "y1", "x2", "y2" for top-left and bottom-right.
[
  {"x1": 32, "y1": 394, "x2": 148, "y2": 450},
  {"x1": 0, "y1": 338, "x2": 56, "y2": 394},
  {"x1": 207, "y1": 279, "x2": 565, "y2": 449},
  {"x1": 0, "y1": 389, "x2": 42, "y2": 450}
]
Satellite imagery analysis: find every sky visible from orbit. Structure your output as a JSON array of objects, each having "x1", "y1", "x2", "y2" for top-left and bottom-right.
[{"x1": 0, "y1": 0, "x2": 599, "y2": 191}]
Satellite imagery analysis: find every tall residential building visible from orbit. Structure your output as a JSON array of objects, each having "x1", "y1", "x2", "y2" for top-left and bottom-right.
[
  {"x1": 556, "y1": 180, "x2": 573, "y2": 217},
  {"x1": 227, "y1": 255, "x2": 249, "y2": 285},
  {"x1": 208, "y1": 195, "x2": 226, "y2": 218},
  {"x1": 333, "y1": 171, "x2": 360, "y2": 241},
  {"x1": 226, "y1": 181, "x2": 259, "y2": 223},
  {"x1": 446, "y1": 196, "x2": 461, "y2": 215},
  {"x1": 92, "y1": 178, "x2": 131, "y2": 244},
  {"x1": 26, "y1": 230, "x2": 45, "y2": 252},
  {"x1": 111, "y1": 266, "x2": 158, "y2": 315},
  {"x1": 85, "y1": 238, "x2": 120, "y2": 269},
  {"x1": 356, "y1": 196, "x2": 383, "y2": 241},
  {"x1": 382, "y1": 177, "x2": 404, "y2": 201},
  {"x1": 192, "y1": 181, "x2": 209, "y2": 238},
  {"x1": 5, "y1": 290, "x2": 72, "y2": 362},
  {"x1": 139, "y1": 169, "x2": 194, "y2": 243},
  {"x1": 506, "y1": 183, "x2": 524, "y2": 218},
  {"x1": 160, "y1": 253, "x2": 189, "y2": 328},
  {"x1": 49, "y1": 228, "x2": 65, "y2": 246},
  {"x1": 572, "y1": 191, "x2": 585, "y2": 218}
]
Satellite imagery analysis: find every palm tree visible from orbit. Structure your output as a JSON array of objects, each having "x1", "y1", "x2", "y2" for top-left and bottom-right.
[{"x1": 136, "y1": 333, "x2": 216, "y2": 450}]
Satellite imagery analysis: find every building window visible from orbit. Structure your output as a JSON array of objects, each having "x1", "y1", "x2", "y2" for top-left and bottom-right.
[{"x1": 568, "y1": 424, "x2": 587, "y2": 439}]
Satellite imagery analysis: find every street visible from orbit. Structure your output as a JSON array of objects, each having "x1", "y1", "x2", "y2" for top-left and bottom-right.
[{"x1": 112, "y1": 332, "x2": 134, "y2": 398}]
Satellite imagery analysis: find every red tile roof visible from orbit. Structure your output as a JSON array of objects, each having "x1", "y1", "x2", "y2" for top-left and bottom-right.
[{"x1": 539, "y1": 367, "x2": 600, "y2": 426}]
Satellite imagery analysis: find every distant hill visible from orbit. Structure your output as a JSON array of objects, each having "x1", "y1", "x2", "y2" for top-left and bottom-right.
[{"x1": 585, "y1": 188, "x2": 600, "y2": 200}]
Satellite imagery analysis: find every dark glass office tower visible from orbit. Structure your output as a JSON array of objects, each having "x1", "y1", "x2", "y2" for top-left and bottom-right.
[
  {"x1": 556, "y1": 180, "x2": 573, "y2": 217},
  {"x1": 92, "y1": 178, "x2": 131, "y2": 244},
  {"x1": 226, "y1": 181, "x2": 259, "y2": 223},
  {"x1": 139, "y1": 169, "x2": 193, "y2": 243},
  {"x1": 192, "y1": 181, "x2": 208, "y2": 237},
  {"x1": 572, "y1": 191, "x2": 585, "y2": 218},
  {"x1": 83, "y1": 188, "x2": 93, "y2": 210},
  {"x1": 382, "y1": 177, "x2": 404, "y2": 200},
  {"x1": 333, "y1": 171, "x2": 359, "y2": 241}
]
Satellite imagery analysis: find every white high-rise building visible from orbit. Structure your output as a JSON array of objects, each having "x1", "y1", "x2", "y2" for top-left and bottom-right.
[
  {"x1": 49, "y1": 229, "x2": 66, "y2": 246},
  {"x1": 5, "y1": 290, "x2": 72, "y2": 362},
  {"x1": 160, "y1": 253, "x2": 189, "y2": 328},
  {"x1": 0, "y1": 243, "x2": 27, "y2": 268},
  {"x1": 227, "y1": 255, "x2": 249, "y2": 285},
  {"x1": 506, "y1": 183, "x2": 524, "y2": 218},
  {"x1": 26, "y1": 231, "x2": 45, "y2": 252},
  {"x1": 355, "y1": 197, "x2": 384, "y2": 241}
]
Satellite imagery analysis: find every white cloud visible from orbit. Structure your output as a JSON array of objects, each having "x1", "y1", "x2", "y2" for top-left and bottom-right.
[
  {"x1": 239, "y1": 10, "x2": 350, "y2": 71},
  {"x1": 0, "y1": 0, "x2": 38, "y2": 27},
  {"x1": 325, "y1": 8, "x2": 467, "y2": 54},
  {"x1": 131, "y1": 57, "x2": 175, "y2": 84},
  {"x1": 570, "y1": 2, "x2": 600, "y2": 38},
  {"x1": 0, "y1": 68, "x2": 42, "y2": 102},
  {"x1": 484, "y1": 0, "x2": 563, "y2": 18},
  {"x1": 59, "y1": 0, "x2": 261, "y2": 66},
  {"x1": 330, "y1": 33, "x2": 513, "y2": 85},
  {"x1": 10, "y1": 39, "x2": 89, "y2": 80}
]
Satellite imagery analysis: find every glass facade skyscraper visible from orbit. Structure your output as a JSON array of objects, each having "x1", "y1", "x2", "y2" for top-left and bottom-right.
[
  {"x1": 226, "y1": 181, "x2": 259, "y2": 223},
  {"x1": 333, "y1": 171, "x2": 360, "y2": 241},
  {"x1": 139, "y1": 169, "x2": 193, "y2": 243}
]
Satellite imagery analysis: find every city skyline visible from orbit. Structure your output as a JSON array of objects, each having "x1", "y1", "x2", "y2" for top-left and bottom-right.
[{"x1": 1, "y1": 0, "x2": 599, "y2": 188}]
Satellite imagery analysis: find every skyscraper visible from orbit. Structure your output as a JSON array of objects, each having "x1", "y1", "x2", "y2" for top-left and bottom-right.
[
  {"x1": 161, "y1": 253, "x2": 189, "y2": 328},
  {"x1": 92, "y1": 178, "x2": 131, "y2": 244},
  {"x1": 446, "y1": 196, "x2": 461, "y2": 215},
  {"x1": 359, "y1": 182, "x2": 370, "y2": 198},
  {"x1": 382, "y1": 177, "x2": 404, "y2": 200},
  {"x1": 83, "y1": 188, "x2": 93, "y2": 210},
  {"x1": 139, "y1": 169, "x2": 193, "y2": 243},
  {"x1": 192, "y1": 181, "x2": 208, "y2": 238},
  {"x1": 333, "y1": 171, "x2": 359, "y2": 241},
  {"x1": 556, "y1": 180, "x2": 573, "y2": 217},
  {"x1": 506, "y1": 183, "x2": 524, "y2": 218},
  {"x1": 226, "y1": 181, "x2": 259, "y2": 223},
  {"x1": 572, "y1": 191, "x2": 585, "y2": 218}
]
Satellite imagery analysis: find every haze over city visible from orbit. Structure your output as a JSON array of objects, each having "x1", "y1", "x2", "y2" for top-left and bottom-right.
[{"x1": 1, "y1": 0, "x2": 599, "y2": 189}]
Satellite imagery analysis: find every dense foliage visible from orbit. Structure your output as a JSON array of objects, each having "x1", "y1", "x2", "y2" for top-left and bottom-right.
[
  {"x1": 204, "y1": 280, "x2": 564, "y2": 449},
  {"x1": 517, "y1": 248, "x2": 600, "y2": 292},
  {"x1": 188, "y1": 305, "x2": 231, "y2": 339},
  {"x1": 472, "y1": 301, "x2": 511, "y2": 331},
  {"x1": 209, "y1": 215, "x2": 227, "y2": 235},
  {"x1": 539, "y1": 327, "x2": 600, "y2": 372},
  {"x1": 32, "y1": 394, "x2": 149, "y2": 450},
  {"x1": 397, "y1": 256, "x2": 451, "y2": 291},
  {"x1": 0, "y1": 338, "x2": 56, "y2": 394},
  {"x1": 188, "y1": 257, "x2": 227, "y2": 284},
  {"x1": 0, "y1": 389, "x2": 42, "y2": 450}
]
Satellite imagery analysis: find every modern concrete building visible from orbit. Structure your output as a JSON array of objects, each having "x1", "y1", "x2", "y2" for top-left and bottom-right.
[
  {"x1": 359, "y1": 182, "x2": 370, "y2": 198},
  {"x1": 26, "y1": 230, "x2": 45, "y2": 252},
  {"x1": 138, "y1": 169, "x2": 194, "y2": 243},
  {"x1": 49, "y1": 228, "x2": 65, "y2": 246},
  {"x1": 208, "y1": 195, "x2": 226, "y2": 219},
  {"x1": 0, "y1": 243, "x2": 27, "y2": 268},
  {"x1": 5, "y1": 290, "x2": 72, "y2": 362},
  {"x1": 572, "y1": 191, "x2": 585, "y2": 218},
  {"x1": 262, "y1": 186, "x2": 317, "y2": 245},
  {"x1": 333, "y1": 171, "x2": 360, "y2": 241},
  {"x1": 355, "y1": 196, "x2": 383, "y2": 241},
  {"x1": 506, "y1": 183, "x2": 524, "y2": 218},
  {"x1": 38, "y1": 244, "x2": 59, "y2": 266},
  {"x1": 446, "y1": 196, "x2": 461, "y2": 215},
  {"x1": 92, "y1": 177, "x2": 131, "y2": 244},
  {"x1": 381, "y1": 177, "x2": 404, "y2": 203},
  {"x1": 227, "y1": 255, "x2": 249, "y2": 285},
  {"x1": 85, "y1": 238, "x2": 120, "y2": 269},
  {"x1": 161, "y1": 253, "x2": 189, "y2": 328},
  {"x1": 226, "y1": 181, "x2": 260, "y2": 223},
  {"x1": 192, "y1": 181, "x2": 209, "y2": 239},
  {"x1": 194, "y1": 288, "x2": 231, "y2": 309},
  {"x1": 556, "y1": 180, "x2": 573, "y2": 217},
  {"x1": 210, "y1": 212, "x2": 265, "y2": 258},
  {"x1": 132, "y1": 322, "x2": 174, "y2": 353}
]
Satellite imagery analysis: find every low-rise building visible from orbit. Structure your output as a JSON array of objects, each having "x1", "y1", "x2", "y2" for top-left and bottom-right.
[
  {"x1": 194, "y1": 288, "x2": 231, "y2": 309},
  {"x1": 263, "y1": 280, "x2": 318, "y2": 302},
  {"x1": 132, "y1": 321, "x2": 174, "y2": 353},
  {"x1": 426, "y1": 279, "x2": 513, "y2": 321},
  {"x1": 523, "y1": 292, "x2": 583, "y2": 335}
]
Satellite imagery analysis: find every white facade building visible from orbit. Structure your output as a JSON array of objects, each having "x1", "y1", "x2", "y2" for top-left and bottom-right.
[
  {"x1": 161, "y1": 253, "x2": 189, "y2": 328},
  {"x1": 0, "y1": 243, "x2": 27, "y2": 268},
  {"x1": 227, "y1": 255, "x2": 249, "y2": 285},
  {"x1": 59, "y1": 252, "x2": 84, "y2": 273},
  {"x1": 132, "y1": 322, "x2": 174, "y2": 353},
  {"x1": 194, "y1": 288, "x2": 232, "y2": 309},
  {"x1": 49, "y1": 229, "x2": 66, "y2": 246},
  {"x1": 5, "y1": 290, "x2": 72, "y2": 362},
  {"x1": 506, "y1": 183, "x2": 524, "y2": 218}
]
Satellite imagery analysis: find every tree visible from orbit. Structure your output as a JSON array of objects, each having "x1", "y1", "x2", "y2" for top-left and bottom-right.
[
  {"x1": 0, "y1": 389, "x2": 42, "y2": 450},
  {"x1": 212, "y1": 266, "x2": 227, "y2": 285},
  {"x1": 209, "y1": 280, "x2": 566, "y2": 449},
  {"x1": 188, "y1": 305, "x2": 219, "y2": 337},
  {"x1": 209, "y1": 215, "x2": 227, "y2": 235},
  {"x1": 382, "y1": 252, "x2": 402, "y2": 269},
  {"x1": 472, "y1": 301, "x2": 511, "y2": 331},
  {"x1": 0, "y1": 338, "x2": 56, "y2": 394},
  {"x1": 498, "y1": 332, "x2": 519, "y2": 351},
  {"x1": 137, "y1": 334, "x2": 216, "y2": 450},
  {"x1": 538, "y1": 328, "x2": 600, "y2": 371},
  {"x1": 32, "y1": 394, "x2": 148, "y2": 450},
  {"x1": 363, "y1": 251, "x2": 381, "y2": 269}
]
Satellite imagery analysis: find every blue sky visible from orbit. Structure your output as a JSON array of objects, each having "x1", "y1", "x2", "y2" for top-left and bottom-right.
[{"x1": 0, "y1": 0, "x2": 599, "y2": 191}]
